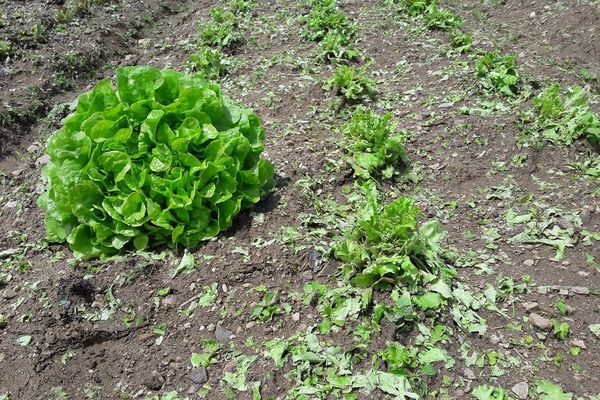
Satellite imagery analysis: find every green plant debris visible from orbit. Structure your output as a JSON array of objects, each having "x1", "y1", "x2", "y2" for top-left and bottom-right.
[
  {"x1": 472, "y1": 385, "x2": 507, "y2": 400},
  {"x1": 170, "y1": 250, "x2": 196, "y2": 277},
  {"x1": 507, "y1": 206, "x2": 580, "y2": 260},
  {"x1": 38, "y1": 66, "x2": 274, "y2": 259},
  {"x1": 17, "y1": 335, "x2": 32, "y2": 347},
  {"x1": 571, "y1": 153, "x2": 600, "y2": 179},
  {"x1": 251, "y1": 291, "x2": 290, "y2": 321},
  {"x1": 553, "y1": 321, "x2": 570, "y2": 340},
  {"x1": 0, "y1": 40, "x2": 11, "y2": 60},
  {"x1": 222, "y1": 352, "x2": 256, "y2": 395},
  {"x1": 198, "y1": 283, "x2": 219, "y2": 307},
  {"x1": 144, "y1": 391, "x2": 190, "y2": 400},
  {"x1": 191, "y1": 339, "x2": 221, "y2": 368},
  {"x1": 536, "y1": 381, "x2": 573, "y2": 400}
]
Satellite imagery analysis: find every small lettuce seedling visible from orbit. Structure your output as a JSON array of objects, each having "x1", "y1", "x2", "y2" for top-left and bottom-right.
[
  {"x1": 423, "y1": 3, "x2": 462, "y2": 30},
  {"x1": 334, "y1": 181, "x2": 447, "y2": 289},
  {"x1": 397, "y1": 0, "x2": 463, "y2": 31},
  {"x1": 450, "y1": 30, "x2": 472, "y2": 53}
]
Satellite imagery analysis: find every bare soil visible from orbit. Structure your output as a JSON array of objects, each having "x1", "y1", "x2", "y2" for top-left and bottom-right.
[{"x1": 1, "y1": 0, "x2": 599, "y2": 399}]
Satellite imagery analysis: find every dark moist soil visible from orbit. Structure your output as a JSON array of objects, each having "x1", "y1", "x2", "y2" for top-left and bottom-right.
[
  {"x1": 0, "y1": 0, "x2": 187, "y2": 156},
  {"x1": 1, "y1": 0, "x2": 600, "y2": 399}
]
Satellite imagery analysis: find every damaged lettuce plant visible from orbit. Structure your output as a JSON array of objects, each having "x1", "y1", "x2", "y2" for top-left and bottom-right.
[
  {"x1": 523, "y1": 83, "x2": 600, "y2": 147},
  {"x1": 39, "y1": 66, "x2": 274, "y2": 259},
  {"x1": 334, "y1": 181, "x2": 449, "y2": 291},
  {"x1": 324, "y1": 65, "x2": 377, "y2": 103},
  {"x1": 304, "y1": 0, "x2": 356, "y2": 42},
  {"x1": 476, "y1": 51, "x2": 520, "y2": 97},
  {"x1": 342, "y1": 106, "x2": 408, "y2": 180},
  {"x1": 303, "y1": 0, "x2": 359, "y2": 64}
]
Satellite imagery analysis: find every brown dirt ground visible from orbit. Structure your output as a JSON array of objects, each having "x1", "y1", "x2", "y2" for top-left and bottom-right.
[{"x1": 0, "y1": 0, "x2": 599, "y2": 399}]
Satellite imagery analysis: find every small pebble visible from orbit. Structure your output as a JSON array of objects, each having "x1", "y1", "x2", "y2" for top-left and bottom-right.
[
  {"x1": 161, "y1": 295, "x2": 177, "y2": 308},
  {"x1": 511, "y1": 382, "x2": 529, "y2": 399},
  {"x1": 143, "y1": 370, "x2": 164, "y2": 391},
  {"x1": 464, "y1": 368, "x2": 476, "y2": 380},
  {"x1": 537, "y1": 287, "x2": 548, "y2": 295},
  {"x1": 187, "y1": 367, "x2": 208, "y2": 385},
  {"x1": 570, "y1": 287, "x2": 590, "y2": 295},
  {"x1": 581, "y1": 208, "x2": 592, "y2": 224},
  {"x1": 523, "y1": 259, "x2": 535, "y2": 267},
  {"x1": 35, "y1": 155, "x2": 50, "y2": 167},
  {"x1": 529, "y1": 313, "x2": 552, "y2": 331},
  {"x1": 2, "y1": 201, "x2": 18, "y2": 210},
  {"x1": 489, "y1": 334, "x2": 500, "y2": 345},
  {"x1": 302, "y1": 270, "x2": 313, "y2": 280},
  {"x1": 215, "y1": 322, "x2": 233, "y2": 342},
  {"x1": 522, "y1": 302, "x2": 539, "y2": 313},
  {"x1": 1, "y1": 289, "x2": 17, "y2": 300}
]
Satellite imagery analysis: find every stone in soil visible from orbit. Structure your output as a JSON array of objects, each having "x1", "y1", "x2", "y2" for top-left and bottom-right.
[
  {"x1": 35, "y1": 154, "x2": 50, "y2": 167},
  {"x1": 302, "y1": 270, "x2": 313, "y2": 280},
  {"x1": 522, "y1": 302, "x2": 539, "y2": 313},
  {"x1": 570, "y1": 286, "x2": 590, "y2": 295},
  {"x1": 529, "y1": 313, "x2": 552, "y2": 331},
  {"x1": 1, "y1": 289, "x2": 17, "y2": 300},
  {"x1": 523, "y1": 259, "x2": 535, "y2": 267},
  {"x1": 464, "y1": 368, "x2": 475, "y2": 380},
  {"x1": 161, "y1": 295, "x2": 178, "y2": 308},
  {"x1": 215, "y1": 322, "x2": 233, "y2": 342},
  {"x1": 511, "y1": 381, "x2": 529, "y2": 399},
  {"x1": 187, "y1": 367, "x2": 208, "y2": 385},
  {"x1": 143, "y1": 370, "x2": 164, "y2": 391}
]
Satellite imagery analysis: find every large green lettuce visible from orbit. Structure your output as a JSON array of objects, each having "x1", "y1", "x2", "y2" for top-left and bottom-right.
[{"x1": 39, "y1": 66, "x2": 274, "y2": 259}]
